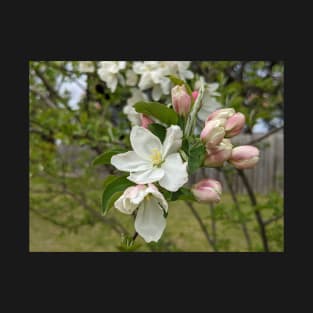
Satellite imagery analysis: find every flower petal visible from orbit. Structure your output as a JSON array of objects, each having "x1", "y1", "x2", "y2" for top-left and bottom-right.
[
  {"x1": 162, "y1": 125, "x2": 183, "y2": 158},
  {"x1": 135, "y1": 198, "x2": 166, "y2": 242},
  {"x1": 128, "y1": 168, "x2": 164, "y2": 184},
  {"x1": 130, "y1": 126, "x2": 163, "y2": 160},
  {"x1": 159, "y1": 153, "x2": 188, "y2": 192},
  {"x1": 111, "y1": 151, "x2": 152, "y2": 172},
  {"x1": 152, "y1": 84, "x2": 162, "y2": 101},
  {"x1": 147, "y1": 183, "x2": 168, "y2": 212}
]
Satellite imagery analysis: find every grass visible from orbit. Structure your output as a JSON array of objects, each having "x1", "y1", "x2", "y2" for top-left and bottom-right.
[{"x1": 29, "y1": 191, "x2": 284, "y2": 252}]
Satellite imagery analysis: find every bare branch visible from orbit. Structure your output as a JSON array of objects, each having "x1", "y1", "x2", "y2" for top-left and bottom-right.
[{"x1": 246, "y1": 126, "x2": 283, "y2": 145}]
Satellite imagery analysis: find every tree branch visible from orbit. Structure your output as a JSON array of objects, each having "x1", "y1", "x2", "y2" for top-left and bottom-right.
[
  {"x1": 186, "y1": 201, "x2": 218, "y2": 251},
  {"x1": 246, "y1": 126, "x2": 283, "y2": 145},
  {"x1": 221, "y1": 169, "x2": 252, "y2": 251},
  {"x1": 237, "y1": 169, "x2": 269, "y2": 252}
]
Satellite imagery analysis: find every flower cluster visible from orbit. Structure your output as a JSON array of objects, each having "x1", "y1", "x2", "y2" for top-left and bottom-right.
[
  {"x1": 200, "y1": 108, "x2": 259, "y2": 170},
  {"x1": 96, "y1": 74, "x2": 260, "y2": 244}
]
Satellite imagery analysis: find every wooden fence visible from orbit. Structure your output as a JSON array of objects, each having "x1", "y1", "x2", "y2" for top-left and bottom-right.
[
  {"x1": 191, "y1": 129, "x2": 284, "y2": 194},
  {"x1": 57, "y1": 129, "x2": 284, "y2": 195}
]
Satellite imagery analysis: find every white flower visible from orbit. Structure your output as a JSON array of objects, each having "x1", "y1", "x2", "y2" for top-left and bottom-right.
[
  {"x1": 168, "y1": 61, "x2": 194, "y2": 80},
  {"x1": 111, "y1": 125, "x2": 188, "y2": 192},
  {"x1": 125, "y1": 69, "x2": 138, "y2": 86},
  {"x1": 114, "y1": 184, "x2": 168, "y2": 242},
  {"x1": 123, "y1": 88, "x2": 148, "y2": 125},
  {"x1": 197, "y1": 81, "x2": 222, "y2": 121},
  {"x1": 132, "y1": 61, "x2": 193, "y2": 101},
  {"x1": 78, "y1": 61, "x2": 95, "y2": 73},
  {"x1": 97, "y1": 61, "x2": 126, "y2": 92}
]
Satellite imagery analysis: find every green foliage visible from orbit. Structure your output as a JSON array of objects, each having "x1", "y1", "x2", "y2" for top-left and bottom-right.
[
  {"x1": 182, "y1": 137, "x2": 206, "y2": 174},
  {"x1": 101, "y1": 176, "x2": 135, "y2": 215},
  {"x1": 167, "y1": 75, "x2": 193, "y2": 95},
  {"x1": 92, "y1": 148, "x2": 127, "y2": 166},
  {"x1": 148, "y1": 123, "x2": 166, "y2": 142},
  {"x1": 134, "y1": 101, "x2": 179, "y2": 125}
]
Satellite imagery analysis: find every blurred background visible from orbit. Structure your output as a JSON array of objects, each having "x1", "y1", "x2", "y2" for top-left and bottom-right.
[{"x1": 29, "y1": 61, "x2": 284, "y2": 252}]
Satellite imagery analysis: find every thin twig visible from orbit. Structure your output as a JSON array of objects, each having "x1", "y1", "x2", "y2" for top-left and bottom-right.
[
  {"x1": 237, "y1": 169, "x2": 269, "y2": 252},
  {"x1": 186, "y1": 201, "x2": 218, "y2": 251},
  {"x1": 246, "y1": 126, "x2": 283, "y2": 145},
  {"x1": 221, "y1": 169, "x2": 252, "y2": 251},
  {"x1": 264, "y1": 215, "x2": 283, "y2": 226}
]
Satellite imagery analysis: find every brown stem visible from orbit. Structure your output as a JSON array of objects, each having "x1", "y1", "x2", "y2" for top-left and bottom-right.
[
  {"x1": 246, "y1": 126, "x2": 283, "y2": 145},
  {"x1": 264, "y1": 215, "x2": 283, "y2": 226},
  {"x1": 186, "y1": 201, "x2": 218, "y2": 251},
  {"x1": 209, "y1": 203, "x2": 217, "y2": 245},
  {"x1": 237, "y1": 169, "x2": 269, "y2": 252},
  {"x1": 222, "y1": 169, "x2": 252, "y2": 251}
]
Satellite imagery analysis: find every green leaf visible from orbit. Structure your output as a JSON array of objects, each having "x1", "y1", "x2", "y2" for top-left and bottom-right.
[
  {"x1": 171, "y1": 188, "x2": 196, "y2": 201},
  {"x1": 101, "y1": 176, "x2": 135, "y2": 215},
  {"x1": 92, "y1": 148, "x2": 127, "y2": 166},
  {"x1": 103, "y1": 175, "x2": 119, "y2": 188},
  {"x1": 148, "y1": 123, "x2": 166, "y2": 142},
  {"x1": 134, "y1": 101, "x2": 178, "y2": 125},
  {"x1": 186, "y1": 137, "x2": 206, "y2": 174},
  {"x1": 167, "y1": 75, "x2": 193, "y2": 95}
]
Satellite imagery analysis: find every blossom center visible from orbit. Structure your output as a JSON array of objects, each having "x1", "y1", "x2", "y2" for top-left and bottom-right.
[{"x1": 150, "y1": 148, "x2": 162, "y2": 165}]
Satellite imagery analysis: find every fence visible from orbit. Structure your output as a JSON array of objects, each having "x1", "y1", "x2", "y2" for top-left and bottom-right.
[
  {"x1": 57, "y1": 129, "x2": 284, "y2": 195},
  {"x1": 191, "y1": 129, "x2": 284, "y2": 194}
]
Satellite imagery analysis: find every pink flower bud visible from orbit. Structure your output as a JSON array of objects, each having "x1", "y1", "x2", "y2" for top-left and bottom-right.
[
  {"x1": 200, "y1": 119, "x2": 226, "y2": 148},
  {"x1": 191, "y1": 179, "x2": 222, "y2": 203},
  {"x1": 206, "y1": 108, "x2": 235, "y2": 122},
  {"x1": 171, "y1": 85, "x2": 192, "y2": 116},
  {"x1": 204, "y1": 139, "x2": 233, "y2": 167},
  {"x1": 229, "y1": 145, "x2": 260, "y2": 169},
  {"x1": 192, "y1": 90, "x2": 199, "y2": 101},
  {"x1": 140, "y1": 114, "x2": 153, "y2": 128},
  {"x1": 225, "y1": 112, "x2": 245, "y2": 137}
]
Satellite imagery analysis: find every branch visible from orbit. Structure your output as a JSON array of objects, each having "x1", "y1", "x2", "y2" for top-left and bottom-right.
[
  {"x1": 186, "y1": 201, "x2": 218, "y2": 251},
  {"x1": 246, "y1": 126, "x2": 283, "y2": 145},
  {"x1": 237, "y1": 169, "x2": 269, "y2": 252},
  {"x1": 264, "y1": 215, "x2": 283, "y2": 226},
  {"x1": 221, "y1": 169, "x2": 252, "y2": 251},
  {"x1": 30, "y1": 86, "x2": 56, "y2": 108}
]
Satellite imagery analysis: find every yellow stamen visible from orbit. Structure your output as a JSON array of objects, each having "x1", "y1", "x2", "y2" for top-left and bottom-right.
[{"x1": 150, "y1": 148, "x2": 162, "y2": 165}]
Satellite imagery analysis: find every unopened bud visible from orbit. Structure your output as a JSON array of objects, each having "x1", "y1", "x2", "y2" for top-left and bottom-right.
[
  {"x1": 191, "y1": 179, "x2": 222, "y2": 203},
  {"x1": 225, "y1": 112, "x2": 245, "y2": 137},
  {"x1": 229, "y1": 145, "x2": 260, "y2": 169},
  {"x1": 171, "y1": 85, "x2": 192, "y2": 116},
  {"x1": 204, "y1": 139, "x2": 233, "y2": 167},
  {"x1": 207, "y1": 108, "x2": 235, "y2": 122},
  {"x1": 200, "y1": 119, "x2": 226, "y2": 148},
  {"x1": 140, "y1": 114, "x2": 153, "y2": 128}
]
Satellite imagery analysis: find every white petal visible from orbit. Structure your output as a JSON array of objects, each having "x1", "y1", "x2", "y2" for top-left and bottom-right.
[
  {"x1": 128, "y1": 168, "x2": 164, "y2": 184},
  {"x1": 114, "y1": 196, "x2": 137, "y2": 215},
  {"x1": 162, "y1": 125, "x2": 183, "y2": 158},
  {"x1": 159, "y1": 153, "x2": 188, "y2": 192},
  {"x1": 135, "y1": 198, "x2": 166, "y2": 242},
  {"x1": 152, "y1": 85, "x2": 162, "y2": 101},
  {"x1": 197, "y1": 97, "x2": 222, "y2": 121},
  {"x1": 111, "y1": 151, "x2": 152, "y2": 172},
  {"x1": 130, "y1": 126, "x2": 163, "y2": 160},
  {"x1": 147, "y1": 184, "x2": 168, "y2": 212}
]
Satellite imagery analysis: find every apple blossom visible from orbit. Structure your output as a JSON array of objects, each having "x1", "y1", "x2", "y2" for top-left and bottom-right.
[
  {"x1": 111, "y1": 125, "x2": 188, "y2": 192},
  {"x1": 191, "y1": 179, "x2": 222, "y2": 203},
  {"x1": 97, "y1": 61, "x2": 126, "y2": 92},
  {"x1": 224, "y1": 112, "x2": 245, "y2": 137},
  {"x1": 229, "y1": 145, "x2": 260, "y2": 169},
  {"x1": 171, "y1": 85, "x2": 192, "y2": 116},
  {"x1": 200, "y1": 119, "x2": 226, "y2": 148},
  {"x1": 204, "y1": 139, "x2": 233, "y2": 167},
  {"x1": 114, "y1": 184, "x2": 168, "y2": 242}
]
